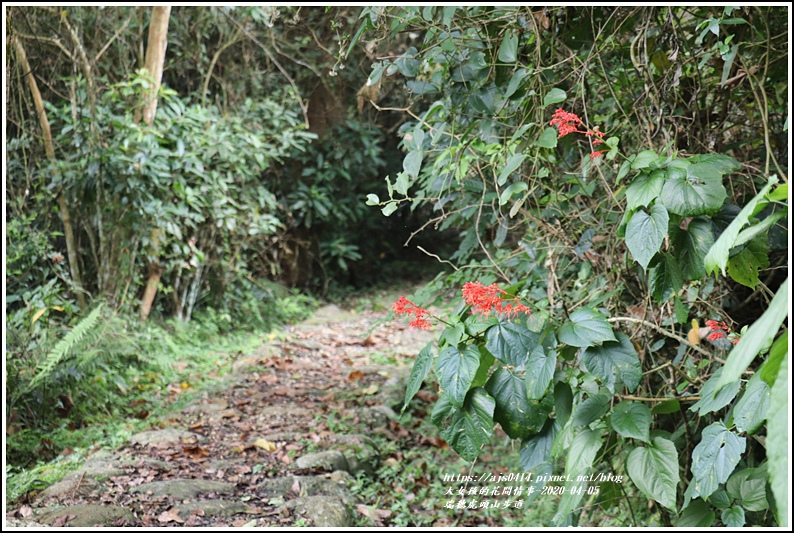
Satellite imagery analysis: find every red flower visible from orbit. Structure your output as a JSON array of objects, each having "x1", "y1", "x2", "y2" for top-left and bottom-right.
[
  {"x1": 550, "y1": 109, "x2": 583, "y2": 139},
  {"x1": 462, "y1": 281, "x2": 531, "y2": 318},
  {"x1": 707, "y1": 331, "x2": 727, "y2": 341},
  {"x1": 393, "y1": 296, "x2": 432, "y2": 330},
  {"x1": 549, "y1": 108, "x2": 608, "y2": 159},
  {"x1": 705, "y1": 320, "x2": 730, "y2": 332}
]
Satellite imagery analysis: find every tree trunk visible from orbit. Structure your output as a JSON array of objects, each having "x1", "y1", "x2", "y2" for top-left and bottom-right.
[
  {"x1": 137, "y1": 6, "x2": 171, "y2": 321},
  {"x1": 12, "y1": 35, "x2": 87, "y2": 310}
]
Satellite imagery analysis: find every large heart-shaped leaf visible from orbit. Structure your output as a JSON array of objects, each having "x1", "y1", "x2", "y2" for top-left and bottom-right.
[
  {"x1": 610, "y1": 401, "x2": 651, "y2": 442},
  {"x1": 670, "y1": 217, "x2": 715, "y2": 280},
  {"x1": 648, "y1": 253, "x2": 684, "y2": 303},
  {"x1": 627, "y1": 437, "x2": 680, "y2": 510},
  {"x1": 625, "y1": 170, "x2": 665, "y2": 210},
  {"x1": 485, "y1": 320, "x2": 541, "y2": 367},
  {"x1": 732, "y1": 373, "x2": 770, "y2": 434},
  {"x1": 519, "y1": 419, "x2": 558, "y2": 471},
  {"x1": 558, "y1": 307, "x2": 616, "y2": 348},
  {"x1": 691, "y1": 422, "x2": 746, "y2": 499},
  {"x1": 580, "y1": 332, "x2": 642, "y2": 392},
  {"x1": 661, "y1": 162, "x2": 727, "y2": 216},
  {"x1": 526, "y1": 345, "x2": 556, "y2": 399},
  {"x1": 485, "y1": 366, "x2": 551, "y2": 439},
  {"x1": 625, "y1": 203, "x2": 669, "y2": 270},
  {"x1": 438, "y1": 387, "x2": 496, "y2": 461},
  {"x1": 437, "y1": 345, "x2": 481, "y2": 407}
]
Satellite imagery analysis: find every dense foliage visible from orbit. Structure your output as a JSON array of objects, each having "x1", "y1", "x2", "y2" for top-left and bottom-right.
[
  {"x1": 360, "y1": 6, "x2": 788, "y2": 527},
  {"x1": 4, "y1": 5, "x2": 789, "y2": 527},
  {"x1": 5, "y1": 6, "x2": 419, "y2": 460}
]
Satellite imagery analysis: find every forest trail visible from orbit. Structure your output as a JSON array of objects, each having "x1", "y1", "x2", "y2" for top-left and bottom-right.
[{"x1": 10, "y1": 299, "x2": 436, "y2": 527}]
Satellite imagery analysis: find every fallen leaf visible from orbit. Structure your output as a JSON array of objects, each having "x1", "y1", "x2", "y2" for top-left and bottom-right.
[
  {"x1": 253, "y1": 438, "x2": 277, "y2": 451},
  {"x1": 158, "y1": 509, "x2": 184, "y2": 524},
  {"x1": 361, "y1": 384, "x2": 379, "y2": 395},
  {"x1": 182, "y1": 445, "x2": 210, "y2": 459},
  {"x1": 280, "y1": 454, "x2": 293, "y2": 465},
  {"x1": 348, "y1": 371, "x2": 365, "y2": 382},
  {"x1": 19, "y1": 505, "x2": 33, "y2": 518},
  {"x1": 383, "y1": 457, "x2": 399, "y2": 467},
  {"x1": 291, "y1": 478, "x2": 301, "y2": 493},
  {"x1": 363, "y1": 335, "x2": 377, "y2": 346}
]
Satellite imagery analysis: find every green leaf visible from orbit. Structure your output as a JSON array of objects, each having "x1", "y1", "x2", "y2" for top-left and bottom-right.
[
  {"x1": 732, "y1": 373, "x2": 770, "y2": 434},
  {"x1": 627, "y1": 437, "x2": 680, "y2": 511},
  {"x1": 497, "y1": 31, "x2": 518, "y2": 63},
  {"x1": 534, "y1": 126, "x2": 558, "y2": 148},
  {"x1": 365, "y1": 193, "x2": 380, "y2": 206},
  {"x1": 716, "y1": 278, "x2": 788, "y2": 390},
  {"x1": 573, "y1": 390, "x2": 611, "y2": 427},
  {"x1": 708, "y1": 489, "x2": 732, "y2": 509},
  {"x1": 661, "y1": 162, "x2": 727, "y2": 216},
  {"x1": 704, "y1": 174, "x2": 778, "y2": 276},
  {"x1": 471, "y1": 347, "x2": 495, "y2": 388},
  {"x1": 726, "y1": 235, "x2": 769, "y2": 288},
  {"x1": 581, "y1": 332, "x2": 642, "y2": 393},
  {"x1": 677, "y1": 499, "x2": 715, "y2": 526},
  {"x1": 648, "y1": 253, "x2": 684, "y2": 304},
  {"x1": 671, "y1": 218, "x2": 715, "y2": 281},
  {"x1": 504, "y1": 68, "x2": 529, "y2": 99},
  {"x1": 759, "y1": 331, "x2": 787, "y2": 386},
  {"x1": 631, "y1": 150, "x2": 659, "y2": 170},
  {"x1": 558, "y1": 307, "x2": 616, "y2": 348},
  {"x1": 438, "y1": 387, "x2": 495, "y2": 462},
  {"x1": 625, "y1": 203, "x2": 669, "y2": 270},
  {"x1": 381, "y1": 201, "x2": 398, "y2": 217},
  {"x1": 485, "y1": 366, "x2": 551, "y2": 439},
  {"x1": 437, "y1": 345, "x2": 481, "y2": 408},
  {"x1": 543, "y1": 88, "x2": 566, "y2": 108},
  {"x1": 768, "y1": 182, "x2": 788, "y2": 201},
  {"x1": 616, "y1": 160, "x2": 632, "y2": 185},
  {"x1": 485, "y1": 320, "x2": 543, "y2": 367},
  {"x1": 553, "y1": 429, "x2": 602, "y2": 525},
  {"x1": 733, "y1": 210, "x2": 786, "y2": 249},
  {"x1": 721, "y1": 506, "x2": 745, "y2": 527},
  {"x1": 688, "y1": 153, "x2": 741, "y2": 174},
  {"x1": 497, "y1": 153, "x2": 526, "y2": 186},
  {"x1": 610, "y1": 402, "x2": 651, "y2": 442},
  {"x1": 519, "y1": 419, "x2": 557, "y2": 471},
  {"x1": 689, "y1": 368, "x2": 741, "y2": 416},
  {"x1": 402, "y1": 342, "x2": 435, "y2": 414},
  {"x1": 525, "y1": 345, "x2": 556, "y2": 400},
  {"x1": 394, "y1": 171, "x2": 411, "y2": 196},
  {"x1": 767, "y1": 352, "x2": 788, "y2": 526},
  {"x1": 554, "y1": 382, "x2": 573, "y2": 427},
  {"x1": 652, "y1": 399, "x2": 681, "y2": 415},
  {"x1": 499, "y1": 182, "x2": 528, "y2": 206},
  {"x1": 403, "y1": 150, "x2": 423, "y2": 178},
  {"x1": 691, "y1": 422, "x2": 746, "y2": 499},
  {"x1": 625, "y1": 170, "x2": 665, "y2": 210},
  {"x1": 727, "y1": 467, "x2": 769, "y2": 512}
]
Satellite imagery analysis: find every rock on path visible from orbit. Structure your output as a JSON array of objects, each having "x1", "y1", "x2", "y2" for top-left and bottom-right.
[{"x1": 12, "y1": 298, "x2": 425, "y2": 527}]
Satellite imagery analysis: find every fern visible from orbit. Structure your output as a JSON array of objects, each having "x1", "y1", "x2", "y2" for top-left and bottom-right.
[{"x1": 26, "y1": 304, "x2": 104, "y2": 392}]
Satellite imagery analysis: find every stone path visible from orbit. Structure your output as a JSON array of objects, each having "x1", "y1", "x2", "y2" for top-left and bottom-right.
[{"x1": 10, "y1": 303, "x2": 435, "y2": 527}]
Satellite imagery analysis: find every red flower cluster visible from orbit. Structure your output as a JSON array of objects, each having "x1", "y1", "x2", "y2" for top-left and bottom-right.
[
  {"x1": 462, "y1": 281, "x2": 531, "y2": 318},
  {"x1": 393, "y1": 296, "x2": 432, "y2": 330},
  {"x1": 549, "y1": 108, "x2": 607, "y2": 159},
  {"x1": 705, "y1": 319, "x2": 732, "y2": 342}
]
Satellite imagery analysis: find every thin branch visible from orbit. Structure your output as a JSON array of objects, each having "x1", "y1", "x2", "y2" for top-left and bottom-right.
[
  {"x1": 608, "y1": 316, "x2": 711, "y2": 357},
  {"x1": 95, "y1": 9, "x2": 135, "y2": 62},
  {"x1": 202, "y1": 30, "x2": 243, "y2": 102},
  {"x1": 220, "y1": 10, "x2": 309, "y2": 128}
]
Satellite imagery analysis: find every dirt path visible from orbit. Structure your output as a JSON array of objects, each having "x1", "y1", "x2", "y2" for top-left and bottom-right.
[{"x1": 10, "y1": 302, "x2": 436, "y2": 527}]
